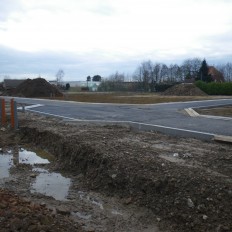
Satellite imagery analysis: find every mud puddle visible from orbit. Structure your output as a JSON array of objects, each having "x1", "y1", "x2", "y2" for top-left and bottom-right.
[
  {"x1": 0, "y1": 153, "x2": 13, "y2": 179},
  {"x1": 0, "y1": 147, "x2": 163, "y2": 231},
  {"x1": 0, "y1": 148, "x2": 71, "y2": 201},
  {"x1": 31, "y1": 168, "x2": 71, "y2": 200}
]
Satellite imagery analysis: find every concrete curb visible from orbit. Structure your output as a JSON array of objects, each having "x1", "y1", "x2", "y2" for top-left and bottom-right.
[
  {"x1": 185, "y1": 106, "x2": 232, "y2": 121},
  {"x1": 213, "y1": 135, "x2": 232, "y2": 143},
  {"x1": 185, "y1": 108, "x2": 199, "y2": 117}
]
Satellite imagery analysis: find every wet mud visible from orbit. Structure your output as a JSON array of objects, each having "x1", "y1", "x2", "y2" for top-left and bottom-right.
[{"x1": 1, "y1": 112, "x2": 232, "y2": 231}]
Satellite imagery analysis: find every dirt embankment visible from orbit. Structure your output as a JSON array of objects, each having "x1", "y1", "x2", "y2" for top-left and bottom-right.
[
  {"x1": 1, "y1": 113, "x2": 232, "y2": 232},
  {"x1": 162, "y1": 83, "x2": 207, "y2": 96},
  {"x1": 15, "y1": 114, "x2": 232, "y2": 232}
]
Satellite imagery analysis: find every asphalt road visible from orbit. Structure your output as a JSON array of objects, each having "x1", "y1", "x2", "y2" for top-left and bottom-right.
[{"x1": 3, "y1": 97, "x2": 232, "y2": 139}]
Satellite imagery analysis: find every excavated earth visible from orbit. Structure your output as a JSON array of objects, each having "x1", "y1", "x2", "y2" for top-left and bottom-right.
[
  {"x1": 14, "y1": 78, "x2": 63, "y2": 98},
  {"x1": 161, "y1": 83, "x2": 207, "y2": 96},
  {"x1": 0, "y1": 112, "x2": 232, "y2": 232}
]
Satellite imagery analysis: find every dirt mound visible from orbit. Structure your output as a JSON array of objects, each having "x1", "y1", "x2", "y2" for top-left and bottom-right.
[
  {"x1": 162, "y1": 83, "x2": 207, "y2": 96},
  {"x1": 15, "y1": 78, "x2": 63, "y2": 98}
]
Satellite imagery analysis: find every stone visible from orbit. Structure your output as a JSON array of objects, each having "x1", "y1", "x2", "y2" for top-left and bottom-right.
[
  {"x1": 202, "y1": 215, "x2": 208, "y2": 220},
  {"x1": 56, "y1": 206, "x2": 70, "y2": 215},
  {"x1": 0, "y1": 202, "x2": 8, "y2": 209},
  {"x1": 111, "y1": 174, "x2": 117, "y2": 179},
  {"x1": 124, "y1": 197, "x2": 132, "y2": 205},
  {"x1": 187, "y1": 198, "x2": 194, "y2": 208},
  {"x1": 30, "y1": 173, "x2": 37, "y2": 178}
]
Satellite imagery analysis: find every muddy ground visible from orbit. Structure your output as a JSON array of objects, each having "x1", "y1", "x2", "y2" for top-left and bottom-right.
[
  {"x1": 196, "y1": 106, "x2": 232, "y2": 117},
  {"x1": 0, "y1": 112, "x2": 232, "y2": 232}
]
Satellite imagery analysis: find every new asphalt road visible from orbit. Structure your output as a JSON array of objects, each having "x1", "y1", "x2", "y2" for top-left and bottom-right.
[{"x1": 3, "y1": 97, "x2": 232, "y2": 140}]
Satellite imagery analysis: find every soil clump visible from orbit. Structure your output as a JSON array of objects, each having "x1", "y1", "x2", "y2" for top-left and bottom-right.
[
  {"x1": 14, "y1": 78, "x2": 63, "y2": 98},
  {"x1": 0, "y1": 188, "x2": 82, "y2": 232},
  {"x1": 162, "y1": 83, "x2": 207, "y2": 96}
]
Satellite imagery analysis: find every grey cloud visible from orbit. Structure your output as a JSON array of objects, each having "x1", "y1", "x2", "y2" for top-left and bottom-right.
[
  {"x1": 0, "y1": 46, "x2": 138, "y2": 81},
  {"x1": 1, "y1": 43, "x2": 231, "y2": 82}
]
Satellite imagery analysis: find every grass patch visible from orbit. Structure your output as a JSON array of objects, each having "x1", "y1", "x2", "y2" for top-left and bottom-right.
[
  {"x1": 51, "y1": 92, "x2": 230, "y2": 104},
  {"x1": 195, "y1": 106, "x2": 232, "y2": 117}
]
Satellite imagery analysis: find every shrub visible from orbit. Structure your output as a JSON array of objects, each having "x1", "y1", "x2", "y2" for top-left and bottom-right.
[{"x1": 195, "y1": 81, "x2": 232, "y2": 95}]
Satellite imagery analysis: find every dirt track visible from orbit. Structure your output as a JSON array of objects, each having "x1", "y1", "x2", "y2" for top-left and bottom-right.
[{"x1": 1, "y1": 112, "x2": 232, "y2": 231}]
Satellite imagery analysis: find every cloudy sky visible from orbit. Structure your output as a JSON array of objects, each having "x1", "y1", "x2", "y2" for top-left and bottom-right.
[{"x1": 0, "y1": 0, "x2": 232, "y2": 81}]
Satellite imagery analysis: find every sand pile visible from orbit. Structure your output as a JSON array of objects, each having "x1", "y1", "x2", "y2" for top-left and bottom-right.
[
  {"x1": 15, "y1": 78, "x2": 63, "y2": 98},
  {"x1": 161, "y1": 83, "x2": 207, "y2": 96}
]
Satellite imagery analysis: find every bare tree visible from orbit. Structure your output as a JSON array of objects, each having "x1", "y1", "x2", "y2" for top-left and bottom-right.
[
  {"x1": 109, "y1": 71, "x2": 125, "y2": 82},
  {"x1": 133, "y1": 60, "x2": 153, "y2": 91},
  {"x1": 160, "y1": 64, "x2": 169, "y2": 82},
  {"x1": 217, "y1": 63, "x2": 232, "y2": 82},
  {"x1": 55, "y1": 69, "x2": 65, "y2": 85},
  {"x1": 98, "y1": 71, "x2": 126, "y2": 91},
  {"x1": 181, "y1": 58, "x2": 201, "y2": 80},
  {"x1": 153, "y1": 63, "x2": 161, "y2": 83}
]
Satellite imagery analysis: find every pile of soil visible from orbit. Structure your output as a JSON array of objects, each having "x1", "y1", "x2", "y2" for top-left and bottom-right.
[
  {"x1": 15, "y1": 78, "x2": 63, "y2": 98},
  {"x1": 162, "y1": 83, "x2": 207, "y2": 96}
]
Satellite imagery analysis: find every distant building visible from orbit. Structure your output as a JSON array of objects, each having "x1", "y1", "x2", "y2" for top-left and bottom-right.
[
  {"x1": 49, "y1": 80, "x2": 58, "y2": 86},
  {"x1": 62, "y1": 81, "x2": 101, "y2": 91},
  {"x1": 3, "y1": 79, "x2": 26, "y2": 90},
  {"x1": 0, "y1": 82, "x2": 4, "y2": 91},
  {"x1": 208, "y1": 66, "x2": 225, "y2": 82}
]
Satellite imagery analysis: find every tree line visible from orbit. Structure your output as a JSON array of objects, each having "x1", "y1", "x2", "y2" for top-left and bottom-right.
[{"x1": 98, "y1": 58, "x2": 232, "y2": 92}]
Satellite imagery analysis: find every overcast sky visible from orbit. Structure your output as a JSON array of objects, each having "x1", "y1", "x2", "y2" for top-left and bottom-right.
[{"x1": 0, "y1": 0, "x2": 232, "y2": 81}]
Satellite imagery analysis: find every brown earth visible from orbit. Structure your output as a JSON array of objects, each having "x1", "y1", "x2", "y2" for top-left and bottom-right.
[
  {"x1": 14, "y1": 78, "x2": 63, "y2": 98},
  {"x1": 1, "y1": 113, "x2": 232, "y2": 232},
  {"x1": 161, "y1": 83, "x2": 207, "y2": 96},
  {"x1": 196, "y1": 106, "x2": 232, "y2": 117},
  {"x1": 0, "y1": 189, "x2": 82, "y2": 232}
]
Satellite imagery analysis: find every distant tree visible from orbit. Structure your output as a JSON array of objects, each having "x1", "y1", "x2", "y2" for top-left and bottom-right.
[
  {"x1": 217, "y1": 63, "x2": 232, "y2": 82},
  {"x1": 160, "y1": 64, "x2": 169, "y2": 82},
  {"x1": 109, "y1": 71, "x2": 125, "y2": 82},
  {"x1": 86, "y1": 76, "x2": 91, "y2": 87},
  {"x1": 197, "y1": 59, "x2": 212, "y2": 82},
  {"x1": 56, "y1": 69, "x2": 65, "y2": 85},
  {"x1": 4, "y1": 75, "x2": 11, "y2": 80},
  {"x1": 133, "y1": 61, "x2": 150, "y2": 91},
  {"x1": 98, "y1": 72, "x2": 126, "y2": 91},
  {"x1": 181, "y1": 58, "x2": 201, "y2": 80},
  {"x1": 65, "y1": 83, "x2": 70, "y2": 90},
  {"x1": 92, "y1": 75, "x2": 102, "y2": 82},
  {"x1": 153, "y1": 63, "x2": 161, "y2": 83},
  {"x1": 167, "y1": 64, "x2": 182, "y2": 83}
]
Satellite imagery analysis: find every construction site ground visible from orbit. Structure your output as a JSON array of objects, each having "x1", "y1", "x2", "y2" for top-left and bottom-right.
[{"x1": 0, "y1": 111, "x2": 232, "y2": 232}]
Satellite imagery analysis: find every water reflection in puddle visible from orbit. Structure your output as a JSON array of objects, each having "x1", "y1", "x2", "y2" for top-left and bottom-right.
[
  {"x1": 0, "y1": 154, "x2": 13, "y2": 178},
  {"x1": 78, "y1": 191, "x2": 104, "y2": 210},
  {"x1": 0, "y1": 148, "x2": 50, "y2": 180},
  {"x1": 31, "y1": 168, "x2": 71, "y2": 201},
  {"x1": 18, "y1": 149, "x2": 50, "y2": 165},
  {"x1": 0, "y1": 148, "x2": 71, "y2": 201},
  {"x1": 71, "y1": 211, "x2": 92, "y2": 220},
  {"x1": 111, "y1": 209, "x2": 123, "y2": 216}
]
